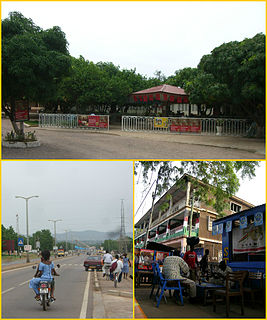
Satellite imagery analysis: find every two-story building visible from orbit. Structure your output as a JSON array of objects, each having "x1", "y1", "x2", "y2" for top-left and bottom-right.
[{"x1": 135, "y1": 174, "x2": 254, "y2": 261}]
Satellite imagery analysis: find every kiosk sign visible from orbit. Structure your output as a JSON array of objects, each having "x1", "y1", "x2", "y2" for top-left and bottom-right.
[{"x1": 14, "y1": 100, "x2": 29, "y2": 122}]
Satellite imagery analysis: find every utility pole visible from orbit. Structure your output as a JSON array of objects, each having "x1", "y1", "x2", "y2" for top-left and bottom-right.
[
  {"x1": 144, "y1": 166, "x2": 163, "y2": 248},
  {"x1": 119, "y1": 199, "x2": 127, "y2": 253},
  {"x1": 64, "y1": 230, "x2": 68, "y2": 251},
  {"x1": 48, "y1": 219, "x2": 62, "y2": 250},
  {"x1": 189, "y1": 189, "x2": 195, "y2": 237},
  {"x1": 15, "y1": 195, "x2": 39, "y2": 263}
]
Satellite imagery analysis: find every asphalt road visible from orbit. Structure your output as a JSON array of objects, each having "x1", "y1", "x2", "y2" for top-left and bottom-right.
[
  {"x1": 2, "y1": 119, "x2": 264, "y2": 159},
  {"x1": 2, "y1": 255, "x2": 94, "y2": 318}
]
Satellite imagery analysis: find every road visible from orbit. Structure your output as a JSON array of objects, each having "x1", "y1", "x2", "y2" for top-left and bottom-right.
[
  {"x1": 2, "y1": 119, "x2": 264, "y2": 159},
  {"x1": 2, "y1": 254, "x2": 133, "y2": 318}
]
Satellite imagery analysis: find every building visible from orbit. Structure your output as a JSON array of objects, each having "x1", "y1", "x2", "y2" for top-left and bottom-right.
[{"x1": 134, "y1": 174, "x2": 254, "y2": 261}]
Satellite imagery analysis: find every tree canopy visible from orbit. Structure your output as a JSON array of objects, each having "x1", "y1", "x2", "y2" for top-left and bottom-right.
[
  {"x1": 135, "y1": 161, "x2": 259, "y2": 215},
  {"x1": 2, "y1": 11, "x2": 71, "y2": 132}
]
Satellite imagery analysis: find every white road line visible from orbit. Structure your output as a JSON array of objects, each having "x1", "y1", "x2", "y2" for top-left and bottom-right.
[
  {"x1": 79, "y1": 271, "x2": 91, "y2": 319},
  {"x1": 2, "y1": 287, "x2": 15, "y2": 294},
  {"x1": 19, "y1": 279, "x2": 31, "y2": 286},
  {"x1": 2, "y1": 265, "x2": 36, "y2": 274}
]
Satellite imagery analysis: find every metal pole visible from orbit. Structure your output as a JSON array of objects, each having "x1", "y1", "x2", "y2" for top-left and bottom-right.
[
  {"x1": 15, "y1": 195, "x2": 39, "y2": 263},
  {"x1": 48, "y1": 219, "x2": 62, "y2": 250},
  {"x1": 189, "y1": 189, "x2": 195, "y2": 237}
]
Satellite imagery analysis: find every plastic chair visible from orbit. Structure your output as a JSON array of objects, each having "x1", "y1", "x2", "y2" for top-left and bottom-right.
[{"x1": 155, "y1": 263, "x2": 184, "y2": 307}]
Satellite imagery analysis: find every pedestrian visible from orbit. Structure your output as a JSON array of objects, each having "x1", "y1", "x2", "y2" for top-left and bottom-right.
[
  {"x1": 183, "y1": 244, "x2": 198, "y2": 281},
  {"x1": 163, "y1": 249, "x2": 197, "y2": 301},
  {"x1": 199, "y1": 249, "x2": 209, "y2": 279},
  {"x1": 122, "y1": 253, "x2": 131, "y2": 279},
  {"x1": 110, "y1": 254, "x2": 123, "y2": 282},
  {"x1": 102, "y1": 250, "x2": 113, "y2": 277}
]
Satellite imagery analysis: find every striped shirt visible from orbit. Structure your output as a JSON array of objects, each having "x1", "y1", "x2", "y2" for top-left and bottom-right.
[{"x1": 163, "y1": 256, "x2": 190, "y2": 280}]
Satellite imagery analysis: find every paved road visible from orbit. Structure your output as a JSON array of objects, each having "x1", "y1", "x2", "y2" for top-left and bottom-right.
[
  {"x1": 2, "y1": 254, "x2": 133, "y2": 318},
  {"x1": 2, "y1": 119, "x2": 264, "y2": 159},
  {"x1": 2, "y1": 255, "x2": 94, "y2": 318}
]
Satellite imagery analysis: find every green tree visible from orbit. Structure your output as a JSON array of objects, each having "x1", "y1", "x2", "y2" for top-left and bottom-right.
[
  {"x1": 197, "y1": 33, "x2": 265, "y2": 124},
  {"x1": 2, "y1": 225, "x2": 20, "y2": 251},
  {"x1": 135, "y1": 161, "x2": 259, "y2": 215},
  {"x1": 2, "y1": 11, "x2": 71, "y2": 134},
  {"x1": 31, "y1": 229, "x2": 54, "y2": 251}
]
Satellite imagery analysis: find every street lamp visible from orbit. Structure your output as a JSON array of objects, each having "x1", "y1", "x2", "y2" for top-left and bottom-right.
[
  {"x1": 15, "y1": 195, "x2": 39, "y2": 263},
  {"x1": 48, "y1": 219, "x2": 62, "y2": 251}
]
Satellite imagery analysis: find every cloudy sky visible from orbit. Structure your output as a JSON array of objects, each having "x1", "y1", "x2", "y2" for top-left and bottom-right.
[
  {"x1": 135, "y1": 161, "x2": 266, "y2": 223},
  {"x1": 1, "y1": 1, "x2": 265, "y2": 77},
  {"x1": 2, "y1": 161, "x2": 133, "y2": 236}
]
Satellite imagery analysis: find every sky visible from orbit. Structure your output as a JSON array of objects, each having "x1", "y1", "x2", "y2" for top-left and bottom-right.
[
  {"x1": 135, "y1": 161, "x2": 266, "y2": 223},
  {"x1": 2, "y1": 161, "x2": 133, "y2": 236},
  {"x1": 1, "y1": 1, "x2": 265, "y2": 78}
]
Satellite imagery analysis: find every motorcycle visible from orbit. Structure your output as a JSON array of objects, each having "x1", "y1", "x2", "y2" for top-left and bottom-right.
[{"x1": 32, "y1": 264, "x2": 60, "y2": 311}]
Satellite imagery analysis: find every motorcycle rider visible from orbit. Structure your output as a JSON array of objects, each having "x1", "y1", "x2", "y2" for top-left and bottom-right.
[{"x1": 29, "y1": 250, "x2": 59, "y2": 301}]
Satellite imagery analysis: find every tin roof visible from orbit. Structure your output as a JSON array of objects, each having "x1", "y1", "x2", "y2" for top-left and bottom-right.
[{"x1": 132, "y1": 84, "x2": 187, "y2": 96}]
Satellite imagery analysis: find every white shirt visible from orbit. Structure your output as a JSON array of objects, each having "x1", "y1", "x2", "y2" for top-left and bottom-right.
[
  {"x1": 111, "y1": 259, "x2": 123, "y2": 274},
  {"x1": 103, "y1": 253, "x2": 113, "y2": 264}
]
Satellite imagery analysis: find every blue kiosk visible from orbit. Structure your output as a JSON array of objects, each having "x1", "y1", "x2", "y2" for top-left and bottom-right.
[{"x1": 212, "y1": 203, "x2": 265, "y2": 274}]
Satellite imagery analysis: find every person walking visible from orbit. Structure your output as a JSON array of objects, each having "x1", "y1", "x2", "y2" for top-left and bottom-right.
[
  {"x1": 122, "y1": 253, "x2": 131, "y2": 279},
  {"x1": 183, "y1": 244, "x2": 198, "y2": 281},
  {"x1": 102, "y1": 250, "x2": 113, "y2": 277}
]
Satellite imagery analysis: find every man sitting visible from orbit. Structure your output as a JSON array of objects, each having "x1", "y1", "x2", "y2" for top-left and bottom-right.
[{"x1": 163, "y1": 250, "x2": 196, "y2": 300}]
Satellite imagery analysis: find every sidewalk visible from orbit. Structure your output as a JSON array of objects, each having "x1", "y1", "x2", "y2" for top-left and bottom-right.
[
  {"x1": 135, "y1": 286, "x2": 265, "y2": 318},
  {"x1": 93, "y1": 268, "x2": 133, "y2": 318}
]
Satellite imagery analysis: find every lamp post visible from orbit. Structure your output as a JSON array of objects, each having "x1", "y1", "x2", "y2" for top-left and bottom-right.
[
  {"x1": 48, "y1": 219, "x2": 62, "y2": 251},
  {"x1": 15, "y1": 195, "x2": 39, "y2": 263}
]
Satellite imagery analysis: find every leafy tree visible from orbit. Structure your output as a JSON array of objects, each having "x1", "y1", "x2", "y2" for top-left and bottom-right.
[
  {"x1": 31, "y1": 229, "x2": 54, "y2": 251},
  {"x1": 2, "y1": 225, "x2": 21, "y2": 251},
  {"x1": 135, "y1": 161, "x2": 259, "y2": 215},
  {"x1": 197, "y1": 33, "x2": 265, "y2": 124},
  {"x1": 2, "y1": 11, "x2": 71, "y2": 134}
]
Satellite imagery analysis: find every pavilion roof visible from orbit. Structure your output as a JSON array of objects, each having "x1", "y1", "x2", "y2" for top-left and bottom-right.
[{"x1": 132, "y1": 84, "x2": 187, "y2": 96}]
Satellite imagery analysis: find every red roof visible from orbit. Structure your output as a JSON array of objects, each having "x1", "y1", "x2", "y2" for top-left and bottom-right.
[{"x1": 132, "y1": 84, "x2": 187, "y2": 96}]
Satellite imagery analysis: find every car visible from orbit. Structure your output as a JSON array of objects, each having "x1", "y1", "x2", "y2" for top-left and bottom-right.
[{"x1": 84, "y1": 255, "x2": 103, "y2": 271}]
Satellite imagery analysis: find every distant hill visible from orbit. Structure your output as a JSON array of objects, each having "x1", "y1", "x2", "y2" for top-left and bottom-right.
[{"x1": 56, "y1": 229, "x2": 132, "y2": 243}]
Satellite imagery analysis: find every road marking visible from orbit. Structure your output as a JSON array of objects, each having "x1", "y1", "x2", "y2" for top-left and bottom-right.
[
  {"x1": 19, "y1": 279, "x2": 31, "y2": 286},
  {"x1": 2, "y1": 287, "x2": 15, "y2": 294},
  {"x1": 2, "y1": 265, "x2": 36, "y2": 273},
  {"x1": 79, "y1": 270, "x2": 91, "y2": 318}
]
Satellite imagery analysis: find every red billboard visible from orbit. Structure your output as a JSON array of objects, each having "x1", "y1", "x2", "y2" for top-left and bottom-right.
[
  {"x1": 14, "y1": 100, "x2": 29, "y2": 122},
  {"x1": 170, "y1": 119, "x2": 201, "y2": 133},
  {"x1": 2, "y1": 240, "x2": 15, "y2": 251},
  {"x1": 78, "y1": 115, "x2": 108, "y2": 129}
]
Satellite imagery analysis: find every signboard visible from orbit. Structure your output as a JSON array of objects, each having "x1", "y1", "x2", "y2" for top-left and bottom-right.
[
  {"x1": 155, "y1": 251, "x2": 169, "y2": 265},
  {"x1": 154, "y1": 117, "x2": 168, "y2": 128},
  {"x1": 170, "y1": 119, "x2": 201, "y2": 133},
  {"x1": 2, "y1": 240, "x2": 15, "y2": 251},
  {"x1": 78, "y1": 115, "x2": 108, "y2": 129},
  {"x1": 138, "y1": 249, "x2": 154, "y2": 270},
  {"x1": 53, "y1": 246, "x2": 58, "y2": 250},
  {"x1": 232, "y1": 223, "x2": 265, "y2": 254},
  {"x1": 14, "y1": 100, "x2": 29, "y2": 122},
  {"x1": 24, "y1": 245, "x2": 32, "y2": 252},
  {"x1": 18, "y1": 237, "x2": 24, "y2": 247}
]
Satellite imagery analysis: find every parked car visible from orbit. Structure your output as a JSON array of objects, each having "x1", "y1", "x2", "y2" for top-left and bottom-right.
[{"x1": 84, "y1": 255, "x2": 103, "y2": 271}]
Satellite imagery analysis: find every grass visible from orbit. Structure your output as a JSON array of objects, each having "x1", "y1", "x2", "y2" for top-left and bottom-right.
[
  {"x1": 2, "y1": 253, "x2": 39, "y2": 263},
  {"x1": 24, "y1": 120, "x2": 39, "y2": 127}
]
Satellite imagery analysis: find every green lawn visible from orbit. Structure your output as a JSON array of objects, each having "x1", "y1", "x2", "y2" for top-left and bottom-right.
[{"x1": 24, "y1": 120, "x2": 39, "y2": 127}]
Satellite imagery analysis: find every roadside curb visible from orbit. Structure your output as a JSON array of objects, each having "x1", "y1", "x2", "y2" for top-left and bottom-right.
[
  {"x1": 107, "y1": 289, "x2": 132, "y2": 298},
  {"x1": 94, "y1": 270, "x2": 100, "y2": 291}
]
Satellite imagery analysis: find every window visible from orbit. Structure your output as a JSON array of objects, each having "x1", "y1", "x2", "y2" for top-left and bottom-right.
[
  {"x1": 230, "y1": 202, "x2": 241, "y2": 213},
  {"x1": 208, "y1": 216, "x2": 215, "y2": 231}
]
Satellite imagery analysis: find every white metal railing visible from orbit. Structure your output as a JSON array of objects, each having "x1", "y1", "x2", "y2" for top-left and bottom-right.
[
  {"x1": 39, "y1": 114, "x2": 109, "y2": 130},
  {"x1": 121, "y1": 116, "x2": 250, "y2": 136}
]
